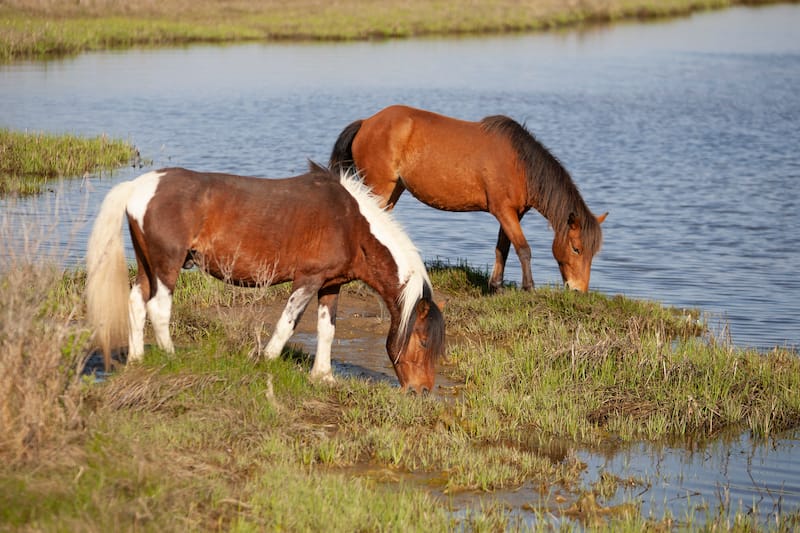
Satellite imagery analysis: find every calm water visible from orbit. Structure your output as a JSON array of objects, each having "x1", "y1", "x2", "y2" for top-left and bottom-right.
[{"x1": 1, "y1": 4, "x2": 799, "y2": 526}]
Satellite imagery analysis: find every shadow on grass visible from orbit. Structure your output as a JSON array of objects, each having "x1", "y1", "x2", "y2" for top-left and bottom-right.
[
  {"x1": 426, "y1": 259, "x2": 494, "y2": 296},
  {"x1": 81, "y1": 347, "x2": 128, "y2": 380}
]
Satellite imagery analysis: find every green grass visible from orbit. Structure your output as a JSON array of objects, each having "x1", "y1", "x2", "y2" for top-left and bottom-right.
[
  {"x1": 432, "y1": 264, "x2": 799, "y2": 447},
  {"x1": 0, "y1": 0, "x2": 784, "y2": 62},
  {"x1": 0, "y1": 129, "x2": 135, "y2": 196},
  {"x1": 1, "y1": 262, "x2": 799, "y2": 530}
]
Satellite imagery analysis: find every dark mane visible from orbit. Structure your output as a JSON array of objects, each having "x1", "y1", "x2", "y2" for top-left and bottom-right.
[
  {"x1": 480, "y1": 115, "x2": 603, "y2": 256},
  {"x1": 395, "y1": 282, "x2": 445, "y2": 363}
]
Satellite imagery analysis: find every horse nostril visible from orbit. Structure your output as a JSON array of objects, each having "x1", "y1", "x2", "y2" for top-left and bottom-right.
[
  {"x1": 565, "y1": 281, "x2": 580, "y2": 292},
  {"x1": 421, "y1": 387, "x2": 430, "y2": 397}
]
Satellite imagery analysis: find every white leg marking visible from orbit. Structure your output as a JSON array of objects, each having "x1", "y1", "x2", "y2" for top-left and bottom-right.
[
  {"x1": 128, "y1": 284, "x2": 147, "y2": 361},
  {"x1": 264, "y1": 287, "x2": 313, "y2": 359},
  {"x1": 146, "y1": 278, "x2": 174, "y2": 353},
  {"x1": 310, "y1": 304, "x2": 336, "y2": 383}
]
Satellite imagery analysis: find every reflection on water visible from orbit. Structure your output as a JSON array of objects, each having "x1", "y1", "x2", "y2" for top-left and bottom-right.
[
  {"x1": 583, "y1": 429, "x2": 800, "y2": 526},
  {"x1": 2, "y1": 3, "x2": 800, "y2": 527}
]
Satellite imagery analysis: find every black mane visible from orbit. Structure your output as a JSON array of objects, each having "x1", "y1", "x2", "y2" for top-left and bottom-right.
[{"x1": 480, "y1": 115, "x2": 603, "y2": 256}]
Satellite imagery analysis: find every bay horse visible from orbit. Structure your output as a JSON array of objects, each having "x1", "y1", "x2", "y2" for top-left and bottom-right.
[
  {"x1": 329, "y1": 105, "x2": 607, "y2": 293},
  {"x1": 85, "y1": 162, "x2": 445, "y2": 393}
]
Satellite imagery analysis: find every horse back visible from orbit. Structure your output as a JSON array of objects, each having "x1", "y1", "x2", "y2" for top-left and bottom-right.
[
  {"x1": 352, "y1": 105, "x2": 525, "y2": 212},
  {"x1": 134, "y1": 168, "x2": 369, "y2": 286}
]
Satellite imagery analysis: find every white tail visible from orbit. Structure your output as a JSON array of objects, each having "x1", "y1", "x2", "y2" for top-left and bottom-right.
[{"x1": 86, "y1": 180, "x2": 137, "y2": 369}]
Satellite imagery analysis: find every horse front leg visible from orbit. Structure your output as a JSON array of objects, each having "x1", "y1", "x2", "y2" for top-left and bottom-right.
[
  {"x1": 309, "y1": 285, "x2": 341, "y2": 384},
  {"x1": 264, "y1": 285, "x2": 316, "y2": 359},
  {"x1": 494, "y1": 209, "x2": 534, "y2": 291}
]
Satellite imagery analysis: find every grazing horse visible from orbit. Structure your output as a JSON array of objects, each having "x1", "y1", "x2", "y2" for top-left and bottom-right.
[
  {"x1": 329, "y1": 105, "x2": 607, "y2": 292},
  {"x1": 85, "y1": 163, "x2": 445, "y2": 393}
]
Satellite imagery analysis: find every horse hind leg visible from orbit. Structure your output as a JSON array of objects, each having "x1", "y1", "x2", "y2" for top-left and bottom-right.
[
  {"x1": 128, "y1": 280, "x2": 148, "y2": 361},
  {"x1": 128, "y1": 225, "x2": 151, "y2": 361},
  {"x1": 145, "y1": 276, "x2": 176, "y2": 354},
  {"x1": 352, "y1": 145, "x2": 405, "y2": 208}
]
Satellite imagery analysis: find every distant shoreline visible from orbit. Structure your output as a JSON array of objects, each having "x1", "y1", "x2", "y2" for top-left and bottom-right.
[{"x1": 1, "y1": 0, "x2": 793, "y2": 62}]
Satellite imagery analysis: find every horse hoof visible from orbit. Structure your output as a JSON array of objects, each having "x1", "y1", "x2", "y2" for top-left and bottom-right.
[{"x1": 310, "y1": 371, "x2": 336, "y2": 385}]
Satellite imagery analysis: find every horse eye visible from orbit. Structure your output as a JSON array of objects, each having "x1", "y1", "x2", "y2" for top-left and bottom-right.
[
  {"x1": 571, "y1": 245, "x2": 581, "y2": 255},
  {"x1": 419, "y1": 339, "x2": 428, "y2": 348}
]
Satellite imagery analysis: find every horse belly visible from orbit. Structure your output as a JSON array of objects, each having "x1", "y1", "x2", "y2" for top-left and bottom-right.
[
  {"x1": 192, "y1": 220, "x2": 349, "y2": 288},
  {"x1": 405, "y1": 179, "x2": 487, "y2": 212},
  {"x1": 190, "y1": 241, "x2": 289, "y2": 287},
  {"x1": 400, "y1": 153, "x2": 495, "y2": 212}
]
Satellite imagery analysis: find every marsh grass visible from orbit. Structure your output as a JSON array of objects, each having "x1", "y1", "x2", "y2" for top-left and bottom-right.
[
  {"x1": 440, "y1": 283, "x2": 800, "y2": 447},
  {"x1": 0, "y1": 0, "x2": 775, "y2": 61},
  {"x1": 0, "y1": 263, "x2": 88, "y2": 465},
  {"x1": 0, "y1": 129, "x2": 134, "y2": 196},
  {"x1": 2, "y1": 257, "x2": 800, "y2": 529}
]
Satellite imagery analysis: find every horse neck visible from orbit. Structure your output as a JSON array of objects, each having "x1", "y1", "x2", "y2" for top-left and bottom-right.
[
  {"x1": 530, "y1": 164, "x2": 587, "y2": 231},
  {"x1": 352, "y1": 240, "x2": 406, "y2": 353},
  {"x1": 356, "y1": 249, "x2": 403, "y2": 320}
]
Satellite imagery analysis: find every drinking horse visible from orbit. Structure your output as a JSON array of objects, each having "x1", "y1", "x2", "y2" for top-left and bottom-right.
[
  {"x1": 85, "y1": 163, "x2": 445, "y2": 393},
  {"x1": 330, "y1": 105, "x2": 607, "y2": 292}
]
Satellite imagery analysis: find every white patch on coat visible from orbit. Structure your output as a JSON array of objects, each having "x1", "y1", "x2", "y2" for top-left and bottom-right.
[
  {"x1": 338, "y1": 172, "x2": 430, "y2": 334},
  {"x1": 126, "y1": 171, "x2": 165, "y2": 232},
  {"x1": 310, "y1": 304, "x2": 335, "y2": 382},
  {"x1": 264, "y1": 287, "x2": 314, "y2": 359},
  {"x1": 128, "y1": 283, "x2": 147, "y2": 360},
  {"x1": 146, "y1": 278, "x2": 174, "y2": 353}
]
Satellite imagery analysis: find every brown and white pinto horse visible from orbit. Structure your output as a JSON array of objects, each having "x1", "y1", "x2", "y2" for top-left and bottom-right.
[
  {"x1": 329, "y1": 105, "x2": 607, "y2": 293},
  {"x1": 85, "y1": 163, "x2": 445, "y2": 393}
]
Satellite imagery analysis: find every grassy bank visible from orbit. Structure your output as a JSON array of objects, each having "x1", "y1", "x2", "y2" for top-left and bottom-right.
[
  {"x1": 0, "y1": 129, "x2": 135, "y2": 196},
  {"x1": 1, "y1": 257, "x2": 799, "y2": 529},
  {"x1": 0, "y1": 0, "x2": 790, "y2": 62}
]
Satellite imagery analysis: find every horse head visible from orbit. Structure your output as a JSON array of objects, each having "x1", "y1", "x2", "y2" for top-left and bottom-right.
[
  {"x1": 553, "y1": 211, "x2": 608, "y2": 292},
  {"x1": 391, "y1": 297, "x2": 445, "y2": 394}
]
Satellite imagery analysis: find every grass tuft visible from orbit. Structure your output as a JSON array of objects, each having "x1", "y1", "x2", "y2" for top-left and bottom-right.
[{"x1": 0, "y1": 129, "x2": 136, "y2": 196}]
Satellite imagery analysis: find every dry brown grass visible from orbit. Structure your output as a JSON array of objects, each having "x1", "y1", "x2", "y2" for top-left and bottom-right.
[
  {"x1": 0, "y1": 262, "x2": 87, "y2": 464},
  {"x1": 97, "y1": 365, "x2": 224, "y2": 412},
  {"x1": 0, "y1": 195, "x2": 91, "y2": 465}
]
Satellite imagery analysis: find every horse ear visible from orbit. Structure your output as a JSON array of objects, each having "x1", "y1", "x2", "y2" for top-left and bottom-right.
[
  {"x1": 415, "y1": 299, "x2": 431, "y2": 319},
  {"x1": 596, "y1": 212, "x2": 608, "y2": 224}
]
